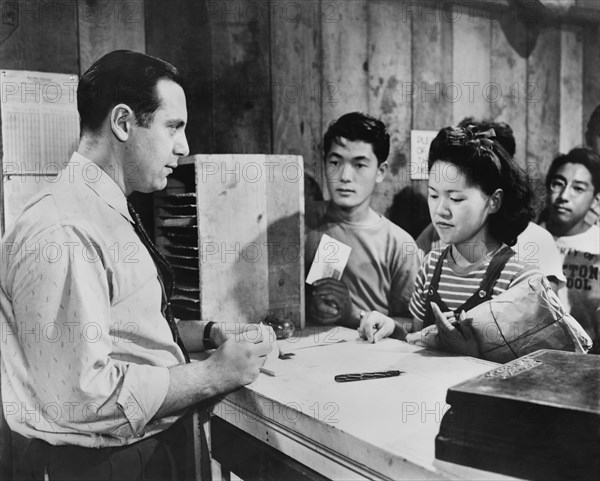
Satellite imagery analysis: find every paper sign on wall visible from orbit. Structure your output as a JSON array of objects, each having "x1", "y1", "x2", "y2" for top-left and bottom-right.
[
  {"x1": 410, "y1": 130, "x2": 438, "y2": 180},
  {"x1": 1, "y1": 69, "x2": 79, "y2": 173},
  {"x1": 1, "y1": 69, "x2": 79, "y2": 232}
]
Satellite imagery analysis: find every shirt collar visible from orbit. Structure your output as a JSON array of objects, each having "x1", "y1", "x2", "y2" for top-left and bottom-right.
[{"x1": 68, "y1": 152, "x2": 134, "y2": 224}]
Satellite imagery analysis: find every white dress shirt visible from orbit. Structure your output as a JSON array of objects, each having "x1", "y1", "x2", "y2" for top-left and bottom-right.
[{"x1": 0, "y1": 153, "x2": 186, "y2": 447}]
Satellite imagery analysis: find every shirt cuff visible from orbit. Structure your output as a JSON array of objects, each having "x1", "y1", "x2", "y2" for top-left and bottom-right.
[{"x1": 116, "y1": 364, "x2": 170, "y2": 437}]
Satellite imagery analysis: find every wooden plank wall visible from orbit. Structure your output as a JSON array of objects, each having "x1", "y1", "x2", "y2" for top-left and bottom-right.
[
  {"x1": 1, "y1": 0, "x2": 598, "y2": 224},
  {"x1": 152, "y1": 0, "x2": 595, "y2": 218},
  {"x1": 0, "y1": 1, "x2": 597, "y2": 268},
  {"x1": 134, "y1": 0, "x2": 600, "y2": 220},
  {"x1": 0, "y1": 0, "x2": 144, "y2": 104},
  {"x1": 582, "y1": 22, "x2": 600, "y2": 143},
  {"x1": 490, "y1": 18, "x2": 528, "y2": 167},
  {"x1": 145, "y1": 0, "x2": 212, "y2": 155},
  {"x1": 410, "y1": 3, "x2": 453, "y2": 198},
  {"x1": 78, "y1": 0, "x2": 146, "y2": 72},
  {"x1": 453, "y1": 6, "x2": 493, "y2": 123},
  {"x1": 368, "y1": 0, "x2": 413, "y2": 209},
  {"x1": 527, "y1": 26, "x2": 562, "y2": 182},
  {"x1": 271, "y1": 1, "x2": 322, "y2": 182}
]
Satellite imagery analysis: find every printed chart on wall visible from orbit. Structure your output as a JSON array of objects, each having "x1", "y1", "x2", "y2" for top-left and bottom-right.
[
  {"x1": 410, "y1": 130, "x2": 437, "y2": 180},
  {"x1": 0, "y1": 70, "x2": 79, "y2": 232}
]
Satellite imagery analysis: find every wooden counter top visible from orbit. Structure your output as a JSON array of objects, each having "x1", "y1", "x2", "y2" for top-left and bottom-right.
[{"x1": 208, "y1": 326, "x2": 517, "y2": 480}]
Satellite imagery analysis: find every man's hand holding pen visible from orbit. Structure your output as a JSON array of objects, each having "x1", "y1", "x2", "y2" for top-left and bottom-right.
[{"x1": 203, "y1": 322, "x2": 277, "y2": 388}]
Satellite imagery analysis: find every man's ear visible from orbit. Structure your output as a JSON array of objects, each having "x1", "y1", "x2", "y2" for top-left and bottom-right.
[
  {"x1": 592, "y1": 192, "x2": 600, "y2": 212},
  {"x1": 489, "y1": 188, "x2": 504, "y2": 213},
  {"x1": 376, "y1": 161, "x2": 388, "y2": 183},
  {"x1": 110, "y1": 104, "x2": 134, "y2": 142}
]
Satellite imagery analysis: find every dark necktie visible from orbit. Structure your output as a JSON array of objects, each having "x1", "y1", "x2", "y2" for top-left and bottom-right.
[{"x1": 127, "y1": 201, "x2": 190, "y2": 363}]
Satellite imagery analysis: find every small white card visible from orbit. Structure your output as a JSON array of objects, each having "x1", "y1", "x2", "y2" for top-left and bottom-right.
[{"x1": 305, "y1": 234, "x2": 352, "y2": 285}]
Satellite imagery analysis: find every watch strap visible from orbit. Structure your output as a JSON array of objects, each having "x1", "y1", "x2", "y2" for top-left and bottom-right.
[{"x1": 203, "y1": 321, "x2": 217, "y2": 350}]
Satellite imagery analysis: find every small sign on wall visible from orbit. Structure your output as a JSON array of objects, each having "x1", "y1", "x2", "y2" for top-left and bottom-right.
[{"x1": 410, "y1": 130, "x2": 438, "y2": 180}]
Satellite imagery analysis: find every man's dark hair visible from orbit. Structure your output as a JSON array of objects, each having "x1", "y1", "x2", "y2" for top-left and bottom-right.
[
  {"x1": 586, "y1": 105, "x2": 600, "y2": 146},
  {"x1": 546, "y1": 147, "x2": 600, "y2": 194},
  {"x1": 323, "y1": 112, "x2": 390, "y2": 165},
  {"x1": 388, "y1": 186, "x2": 430, "y2": 239},
  {"x1": 77, "y1": 50, "x2": 184, "y2": 134}
]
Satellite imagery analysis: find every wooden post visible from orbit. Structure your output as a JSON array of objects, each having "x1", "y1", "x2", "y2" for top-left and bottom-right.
[{"x1": 181, "y1": 154, "x2": 305, "y2": 328}]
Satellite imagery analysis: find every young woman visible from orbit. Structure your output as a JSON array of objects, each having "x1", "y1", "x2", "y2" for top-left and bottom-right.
[{"x1": 359, "y1": 125, "x2": 540, "y2": 357}]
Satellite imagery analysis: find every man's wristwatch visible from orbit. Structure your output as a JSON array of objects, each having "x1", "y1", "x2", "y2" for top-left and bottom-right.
[{"x1": 203, "y1": 321, "x2": 217, "y2": 350}]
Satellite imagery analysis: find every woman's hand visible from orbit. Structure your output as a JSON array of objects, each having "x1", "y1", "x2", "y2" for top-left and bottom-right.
[
  {"x1": 357, "y1": 311, "x2": 395, "y2": 343},
  {"x1": 432, "y1": 304, "x2": 480, "y2": 358}
]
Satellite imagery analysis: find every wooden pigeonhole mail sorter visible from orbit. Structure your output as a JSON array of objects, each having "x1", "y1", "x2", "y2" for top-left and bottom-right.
[{"x1": 155, "y1": 154, "x2": 305, "y2": 329}]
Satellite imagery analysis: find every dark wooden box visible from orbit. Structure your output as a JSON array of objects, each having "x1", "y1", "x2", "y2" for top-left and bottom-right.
[{"x1": 436, "y1": 350, "x2": 600, "y2": 480}]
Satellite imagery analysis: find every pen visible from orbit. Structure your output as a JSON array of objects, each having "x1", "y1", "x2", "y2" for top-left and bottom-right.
[{"x1": 334, "y1": 370, "x2": 403, "y2": 382}]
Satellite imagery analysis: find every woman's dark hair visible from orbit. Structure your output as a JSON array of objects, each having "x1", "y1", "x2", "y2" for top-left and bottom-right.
[
  {"x1": 323, "y1": 112, "x2": 390, "y2": 165},
  {"x1": 77, "y1": 50, "x2": 184, "y2": 134},
  {"x1": 428, "y1": 126, "x2": 534, "y2": 246},
  {"x1": 546, "y1": 147, "x2": 600, "y2": 194},
  {"x1": 458, "y1": 117, "x2": 516, "y2": 158}
]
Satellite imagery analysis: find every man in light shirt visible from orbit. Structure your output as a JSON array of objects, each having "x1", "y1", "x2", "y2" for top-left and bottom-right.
[
  {"x1": 542, "y1": 147, "x2": 600, "y2": 353},
  {"x1": 0, "y1": 50, "x2": 273, "y2": 480}
]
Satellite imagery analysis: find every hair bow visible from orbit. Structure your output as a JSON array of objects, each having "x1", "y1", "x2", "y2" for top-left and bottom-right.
[
  {"x1": 465, "y1": 125, "x2": 496, "y2": 142},
  {"x1": 465, "y1": 125, "x2": 502, "y2": 171},
  {"x1": 472, "y1": 126, "x2": 496, "y2": 147}
]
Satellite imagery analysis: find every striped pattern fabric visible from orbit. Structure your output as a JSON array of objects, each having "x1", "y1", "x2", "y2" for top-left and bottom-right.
[{"x1": 409, "y1": 247, "x2": 541, "y2": 324}]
